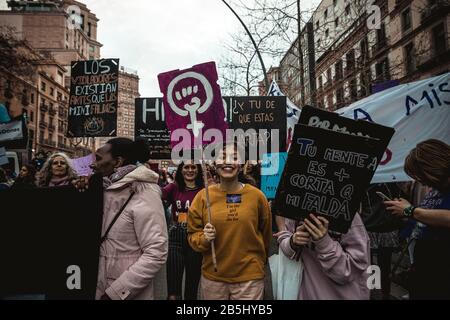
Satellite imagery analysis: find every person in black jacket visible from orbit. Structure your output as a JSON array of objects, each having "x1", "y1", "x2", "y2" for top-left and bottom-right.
[
  {"x1": 11, "y1": 164, "x2": 36, "y2": 190},
  {"x1": 360, "y1": 183, "x2": 405, "y2": 300}
]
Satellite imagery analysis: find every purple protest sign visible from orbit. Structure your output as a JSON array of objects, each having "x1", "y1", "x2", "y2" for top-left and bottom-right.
[
  {"x1": 157, "y1": 61, "x2": 228, "y2": 149},
  {"x1": 72, "y1": 154, "x2": 94, "y2": 177}
]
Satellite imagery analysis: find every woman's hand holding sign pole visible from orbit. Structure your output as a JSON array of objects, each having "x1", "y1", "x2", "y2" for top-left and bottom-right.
[{"x1": 201, "y1": 148, "x2": 218, "y2": 272}]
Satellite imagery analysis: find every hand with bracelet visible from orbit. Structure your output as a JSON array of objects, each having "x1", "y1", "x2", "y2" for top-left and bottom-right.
[{"x1": 384, "y1": 198, "x2": 416, "y2": 218}]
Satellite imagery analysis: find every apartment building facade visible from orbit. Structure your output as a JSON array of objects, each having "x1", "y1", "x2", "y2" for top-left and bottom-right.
[
  {"x1": 0, "y1": 0, "x2": 103, "y2": 157},
  {"x1": 276, "y1": 0, "x2": 450, "y2": 111}
]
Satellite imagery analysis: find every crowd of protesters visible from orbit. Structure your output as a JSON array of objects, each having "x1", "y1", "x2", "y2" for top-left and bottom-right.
[{"x1": 1, "y1": 138, "x2": 449, "y2": 300}]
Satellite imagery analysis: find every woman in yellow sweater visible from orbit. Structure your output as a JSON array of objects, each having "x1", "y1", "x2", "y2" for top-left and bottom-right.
[{"x1": 187, "y1": 143, "x2": 272, "y2": 300}]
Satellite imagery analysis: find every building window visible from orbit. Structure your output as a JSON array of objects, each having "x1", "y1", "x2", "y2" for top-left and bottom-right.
[
  {"x1": 335, "y1": 60, "x2": 343, "y2": 80},
  {"x1": 345, "y1": 4, "x2": 350, "y2": 16},
  {"x1": 336, "y1": 87, "x2": 344, "y2": 105},
  {"x1": 402, "y1": 8, "x2": 412, "y2": 33},
  {"x1": 324, "y1": 8, "x2": 328, "y2": 19},
  {"x1": 316, "y1": 20, "x2": 320, "y2": 30},
  {"x1": 375, "y1": 58, "x2": 390, "y2": 81},
  {"x1": 333, "y1": 0, "x2": 338, "y2": 6},
  {"x1": 346, "y1": 50, "x2": 356, "y2": 74},
  {"x1": 88, "y1": 22, "x2": 92, "y2": 37},
  {"x1": 30, "y1": 93, "x2": 35, "y2": 104},
  {"x1": 404, "y1": 42, "x2": 415, "y2": 75},
  {"x1": 41, "y1": 81, "x2": 46, "y2": 92},
  {"x1": 360, "y1": 38, "x2": 368, "y2": 63},
  {"x1": 377, "y1": 23, "x2": 387, "y2": 45},
  {"x1": 432, "y1": 23, "x2": 446, "y2": 56},
  {"x1": 325, "y1": 29, "x2": 329, "y2": 38},
  {"x1": 335, "y1": 17, "x2": 339, "y2": 28},
  {"x1": 318, "y1": 75, "x2": 323, "y2": 89},
  {"x1": 327, "y1": 69, "x2": 332, "y2": 86},
  {"x1": 30, "y1": 111, "x2": 34, "y2": 122},
  {"x1": 350, "y1": 79, "x2": 358, "y2": 100},
  {"x1": 50, "y1": 87, "x2": 54, "y2": 97}
]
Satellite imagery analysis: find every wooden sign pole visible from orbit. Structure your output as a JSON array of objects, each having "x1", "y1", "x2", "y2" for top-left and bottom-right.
[{"x1": 200, "y1": 147, "x2": 218, "y2": 272}]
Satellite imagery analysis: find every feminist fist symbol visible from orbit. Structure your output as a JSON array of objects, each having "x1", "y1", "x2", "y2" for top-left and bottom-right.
[{"x1": 167, "y1": 72, "x2": 213, "y2": 137}]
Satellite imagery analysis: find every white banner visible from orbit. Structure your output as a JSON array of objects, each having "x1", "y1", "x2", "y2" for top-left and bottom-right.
[
  {"x1": 267, "y1": 80, "x2": 301, "y2": 149},
  {"x1": 336, "y1": 72, "x2": 450, "y2": 183},
  {"x1": 0, "y1": 119, "x2": 23, "y2": 143}
]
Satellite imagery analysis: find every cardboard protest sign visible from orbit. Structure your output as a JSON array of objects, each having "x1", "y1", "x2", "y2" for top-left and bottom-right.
[
  {"x1": 72, "y1": 154, "x2": 94, "y2": 176},
  {"x1": 0, "y1": 115, "x2": 28, "y2": 149},
  {"x1": 0, "y1": 175, "x2": 103, "y2": 299},
  {"x1": 224, "y1": 96, "x2": 287, "y2": 157},
  {"x1": 135, "y1": 98, "x2": 171, "y2": 160},
  {"x1": 68, "y1": 59, "x2": 119, "y2": 137},
  {"x1": 0, "y1": 147, "x2": 7, "y2": 166},
  {"x1": 275, "y1": 125, "x2": 382, "y2": 233},
  {"x1": 261, "y1": 152, "x2": 288, "y2": 199},
  {"x1": 158, "y1": 62, "x2": 228, "y2": 149},
  {"x1": 299, "y1": 106, "x2": 395, "y2": 174}
]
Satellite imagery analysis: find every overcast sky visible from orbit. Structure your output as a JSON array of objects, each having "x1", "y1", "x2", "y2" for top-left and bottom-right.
[{"x1": 1, "y1": 0, "x2": 320, "y2": 96}]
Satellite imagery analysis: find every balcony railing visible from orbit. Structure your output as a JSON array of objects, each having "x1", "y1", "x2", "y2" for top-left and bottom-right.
[
  {"x1": 421, "y1": 2, "x2": 450, "y2": 25},
  {"x1": 49, "y1": 107, "x2": 56, "y2": 116},
  {"x1": 48, "y1": 124, "x2": 55, "y2": 132},
  {"x1": 40, "y1": 104, "x2": 48, "y2": 112},
  {"x1": 371, "y1": 39, "x2": 387, "y2": 56},
  {"x1": 39, "y1": 121, "x2": 47, "y2": 129}
]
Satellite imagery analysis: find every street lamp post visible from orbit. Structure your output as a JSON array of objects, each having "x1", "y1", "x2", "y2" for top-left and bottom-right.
[
  {"x1": 221, "y1": 0, "x2": 270, "y2": 92},
  {"x1": 297, "y1": 0, "x2": 306, "y2": 106}
]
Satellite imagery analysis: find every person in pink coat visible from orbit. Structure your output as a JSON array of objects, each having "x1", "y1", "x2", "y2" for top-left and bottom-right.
[
  {"x1": 90, "y1": 138, "x2": 168, "y2": 300},
  {"x1": 277, "y1": 213, "x2": 371, "y2": 300}
]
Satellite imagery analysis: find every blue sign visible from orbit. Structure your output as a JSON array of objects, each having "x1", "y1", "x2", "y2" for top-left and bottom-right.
[{"x1": 261, "y1": 152, "x2": 288, "y2": 199}]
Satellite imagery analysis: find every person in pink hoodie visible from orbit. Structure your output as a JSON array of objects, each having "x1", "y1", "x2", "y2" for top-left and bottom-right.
[
  {"x1": 90, "y1": 138, "x2": 168, "y2": 300},
  {"x1": 277, "y1": 213, "x2": 371, "y2": 300}
]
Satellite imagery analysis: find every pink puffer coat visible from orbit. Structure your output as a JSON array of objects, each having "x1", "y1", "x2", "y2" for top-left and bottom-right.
[{"x1": 96, "y1": 165, "x2": 168, "y2": 300}]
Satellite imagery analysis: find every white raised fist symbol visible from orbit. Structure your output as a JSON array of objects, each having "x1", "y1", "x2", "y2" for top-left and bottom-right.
[{"x1": 167, "y1": 72, "x2": 214, "y2": 137}]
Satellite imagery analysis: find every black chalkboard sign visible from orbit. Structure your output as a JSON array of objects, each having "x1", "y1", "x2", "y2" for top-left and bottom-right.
[
  {"x1": 135, "y1": 98, "x2": 171, "y2": 160},
  {"x1": 275, "y1": 124, "x2": 382, "y2": 233},
  {"x1": 0, "y1": 175, "x2": 103, "y2": 299},
  {"x1": 224, "y1": 96, "x2": 287, "y2": 157},
  {"x1": 299, "y1": 106, "x2": 395, "y2": 169},
  {"x1": 68, "y1": 59, "x2": 119, "y2": 137}
]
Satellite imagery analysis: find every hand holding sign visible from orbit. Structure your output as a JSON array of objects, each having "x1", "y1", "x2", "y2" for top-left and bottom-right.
[
  {"x1": 303, "y1": 214, "x2": 329, "y2": 241},
  {"x1": 292, "y1": 224, "x2": 311, "y2": 246},
  {"x1": 203, "y1": 223, "x2": 216, "y2": 242}
]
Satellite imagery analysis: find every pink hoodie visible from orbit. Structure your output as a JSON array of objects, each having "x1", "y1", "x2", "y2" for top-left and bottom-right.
[{"x1": 278, "y1": 213, "x2": 370, "y2": 300}]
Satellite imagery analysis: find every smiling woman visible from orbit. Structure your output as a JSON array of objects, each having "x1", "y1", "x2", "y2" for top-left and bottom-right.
[{"x1": 187, "y1": 143, "x2": 272, "y2": 300}]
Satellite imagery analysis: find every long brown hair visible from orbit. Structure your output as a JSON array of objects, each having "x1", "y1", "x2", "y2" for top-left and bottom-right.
[{"x1": 404, "y1": 139, "x2": 450, "y2": 193}]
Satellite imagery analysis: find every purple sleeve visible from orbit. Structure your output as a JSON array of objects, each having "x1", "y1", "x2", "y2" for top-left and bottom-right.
[
  {"x1": 277, "y1": 218, "x2": 298, "y2": 260},
  {"x1": 161, "y1": 183, "x2": 175, "y2": 202},
  {"x1": 312, "y1": 213, "x2": 370, "y2": 285}
]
